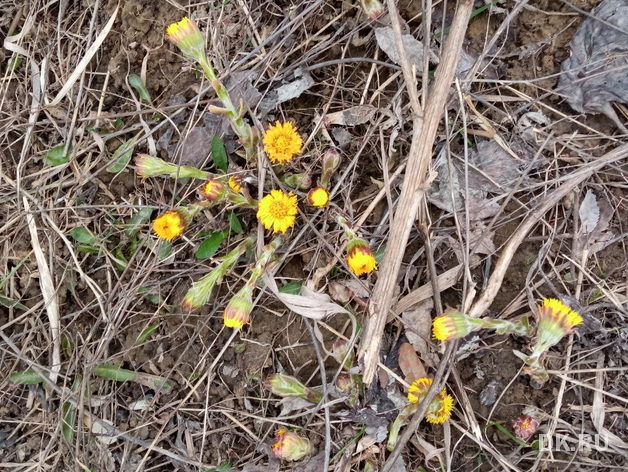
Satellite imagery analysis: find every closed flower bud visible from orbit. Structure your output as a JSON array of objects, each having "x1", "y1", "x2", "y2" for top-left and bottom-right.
[
  {"x1": 135, "y1": 154, "x2": 174, "y2": 179},
  {"x1": 331, "y1": 339, "x2": 355, "y2": 369},
  {"x1": 201, "y1": 179, "x2": 226, "y2": 201},
  {"x1": 320, "y1": 148, "x2": 341, "y2": 188},
  {"x1": 264, "y1": 373, "x2": 323, "y2": 403},
  {"x1": 360, "y1": 0, "x2": 384, "y2": 19},
  {"x1": 281, "y1": 172, "x2": 312, "y2": 190},
  {"x1": 432, "y1": 311, "x2": 477, "y2": 342},
  {"x1": 272, "y1": 429, "x2": 312, "y2": 461},
  {"x1": 166, "y1": 17, "x2": 205, "y2": 61},
  {"x1": 223, "y1": 284, "x2": 253, "y2": 329}
]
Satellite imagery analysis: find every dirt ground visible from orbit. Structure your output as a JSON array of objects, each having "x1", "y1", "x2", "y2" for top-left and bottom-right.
[{"x1": 2, "y1": 0, "x2": 628, "y2": 471}]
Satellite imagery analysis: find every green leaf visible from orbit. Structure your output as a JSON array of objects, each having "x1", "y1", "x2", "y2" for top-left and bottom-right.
[
  {"x1": 94, "y1": 364, "x2": 136, "y2": 382},
  {"x1": 128, "y1": 74, "x2": 151, "y2": 102},
  {"x1": 114, "y1": 246, "x2": 128, "y2": 271},
  {"x1": 70, "y1": 227, "x2": 98, "y2": 245},
  {"x1": 279, "y1": 281, "x2": 302, "y2": 295},
  {"x1": 62, "y1": 337, "x2": 74, "y2": 359},
  {"x1": 124, "y1": 208, "x2": 154, "y2": 237},
  {"x1": 62, "y1": 377, "x2": 82, "y2": 443},
  {"x1": 0, "y1": 295, "x2": 27, "y2": 311},
  {"x1": 106, "y1": 134, "x2": 140, "y2": 173},
  {"x1": 10, "y1": 369, "x2": 45, "y2": 385},
  {"x1": 374, "y1": 247, "x2": 385, "y2": 264},
  {"x1": 195, "y1": 232, "x2": 226, "y2": 259},
  {"x1": 228, "y1": 212, "x2": 243, "y2": 234},
  {"x1": 77, "y1": 245, "x2": 99, "y2": 254},
  {"x1": 45, "y1": 144, "x2": 72, "y2": 166},
  {"x1": 211, "y1": 135, "x2": 228, "y2": 172},
  {"x1": 136, "y1": 324, "x2": 159, "y2": 345},
  {"x1": 114, "y1": 118, "x2": 124, "y2": 130},
  {"x1": 159, "y1": 241, "x2": 172, "y2": 260}
]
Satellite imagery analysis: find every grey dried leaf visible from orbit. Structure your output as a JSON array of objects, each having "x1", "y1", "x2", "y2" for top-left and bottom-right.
[
  {"x1": 178, "y1": 127, "x2": 213, "y2": 167},
  {"x1": 324, "y1": 105, "x2": 378, "y2": 126},
  {"x1": 558, "y1": 0, "x2": 628, "y2": 131},
  {"x1": 579, "y1": 190, "x2": 600, "y2": 234},
  {"x1": 479, "y1": 378, "x2": 502, "y2": 407},
  {"x1": 375, "y1": 26, "x2": 427, "y2": 73},
  {"x1": 225, "y1": 71, "x2": 262, "y2": 108},
  {"x1": 276, "y1": 71, "x2": 315, "y2": 104}
]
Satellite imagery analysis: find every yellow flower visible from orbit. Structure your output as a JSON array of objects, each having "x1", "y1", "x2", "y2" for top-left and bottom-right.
[
  {"x1": 257, "y1": 190, "x2": 298, "y2": 233},
  {"x1": 263, "y1": 121, "x2": 303, "y2": 164},
  {"x1": 346, "y1": 239, "x2": 377, "y2": 276},
  {"x1": 539, "y1": 298, "x2": 583, "y2": 331},
  {"x1": 153, "y1": 210, "x2": 186, "y2": 242},
  {"x1": 427, "y1": 394, "x2": 454, "y2": 424},
  {"x1": 307, "y1": 187, "x2": 329, "y2": 208},
  {"x1": 407, "y1": 377, "x2": 454, "y2": 424},
  {"x1": 408, "y1": 377, "x2": 433, "y2": 404},
  {"x1": 202, "y1": 179, "x2": 225, "y2": 201},
  {"x1": 228, "y1": 176, "x2": 242, "y2": 193},
  {"x1": 166, "y1": 17, "x2": 205, "y2": 60}
]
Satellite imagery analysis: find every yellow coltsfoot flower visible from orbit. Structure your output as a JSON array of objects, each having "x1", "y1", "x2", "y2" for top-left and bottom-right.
[
  {"x1": 346, "y1": 239, "x2": 377, "y2": 276},
  {"x1": 407, "y1": 377, "x2": 454, "y2": 424},
  {"x1": 257, "y1": 190, "x2": 298, "y2": 233},
  {"x1": 166, "y1": 17, "x2": 205, "y2": 60},
  {"x1": 228, "y1": 176, "x2": 242, "y2": 193},
  {"x1": 307, "y1": 187, "x2": 330, "y2": 208},
  {"x1": 153, "y1": 210, "x2": 187, "y2": 242},
  {"x1": 263, "y1": 121, "x2": 303, "y2": 164}
]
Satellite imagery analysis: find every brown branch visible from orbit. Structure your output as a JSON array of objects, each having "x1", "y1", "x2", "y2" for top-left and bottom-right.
[{"x1": 358, "y1": 0, "x2": 475, "y2": 384}]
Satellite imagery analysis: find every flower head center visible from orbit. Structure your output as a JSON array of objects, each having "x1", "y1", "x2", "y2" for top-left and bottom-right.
[{"x1": 270, "y1": 200, "x2": 290, "y2": 219}]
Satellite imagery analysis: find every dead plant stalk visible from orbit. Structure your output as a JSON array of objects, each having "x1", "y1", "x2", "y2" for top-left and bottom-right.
[{"x1": 359, "y1": 0, "x2": 475, "y2": 384}]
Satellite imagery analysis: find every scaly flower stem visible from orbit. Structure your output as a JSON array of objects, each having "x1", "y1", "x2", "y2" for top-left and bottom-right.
[
  {"x1": 183, "y1": 234, "x2": 255, "y2": 309},
  {"x1": 336, "y1": 215, "x2": 358, "y2": 241},
  {"x1": 246, "y1": 235, "x2": 282, "y2": 289},
  {"x1": 197, "y1": 55, "x2": 255, "y2": 160}
]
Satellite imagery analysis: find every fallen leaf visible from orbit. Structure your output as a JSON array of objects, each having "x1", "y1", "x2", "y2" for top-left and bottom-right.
[
  {"x1": 329, "y1": 282, "x2": 352, "y2": 303},
  {"x1": 398, "y1": 343, "x2": 426, "y2": 384},
  {"x1": 263, "y1": 275, "x2": 349, "y2": 319},
  {"x1": 324, "y1": 105, "x2": 377, "y2": 126},
  {"x1": 338, "y1": 279, "x2": 370, "y2": 299},
  {"x1": 579, "y1": 190, "x2": 600, "y2": 234},
  {"x1": 401, "y1": 298, "x2": 433, "y2": 360},
  {"x1": 276, "y1": 70, "x2": 315, "y2": 104},
  {"x1": 84, "y1": 417, "x2": 117, "y2": 445},
  {"x1": 178, "y1": 127, "x2": 212, "y2": 167},
  {"x1": 375, "y1": 27, "x2": 429, "y2": 73}
]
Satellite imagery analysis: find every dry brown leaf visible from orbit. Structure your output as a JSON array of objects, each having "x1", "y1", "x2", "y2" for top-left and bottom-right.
[
  {"x1": 401, "y1": 298, "x2": 433, "y2": 361},
  {"x1": 398, "y1": 343, "x2": 426, "y2": 384},
  {"x1": 329, "y1": 282, "x2": 352, "y2": 303}
]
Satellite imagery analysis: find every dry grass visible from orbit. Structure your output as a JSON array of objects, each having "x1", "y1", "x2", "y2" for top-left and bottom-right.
[{"x1": 1, "y1": 0, "x2": 628, "y2": 471}]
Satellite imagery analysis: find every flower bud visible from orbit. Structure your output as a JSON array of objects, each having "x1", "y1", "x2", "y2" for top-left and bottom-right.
[
  {"x1": 264, "y1": 373, "x2": 323, "y2": 403},
  {"x1": 536, "y1": 298, "x2": 583, "y2": 350},
  {"x1": 281, "y1": 172, "x2": 312, "y2": 190},
  {"x1": 331, "y1": 339, "x2": 354, "y2": 369},
  {"x1": 432, "y1": 311, "x2": 477, "y2": 342},
  {"x1": 360, "y1": 0, "x2": 384, "y2": 20},
  {"x1": 200, "y1": 179, "x2": 226, "y2": 201},
  {"x1": 512, "y1": 415, "x2": 539, "y2": 441},
  {"x1": 166, "y1": 17, "x2": 205, "y2": 61},
  {"x1": 223, "y1": 284, "x2": 253, "y2": 329},
  {"x1": 336, "y1": 374, "x2": 360, "y2": 407},
  {"x1": 272, "y1": 429, "x2": 312, "y2": 461},
  {"x1": 320, "y1": 148, "x2": 341, "y2": 188},
  {"x1": 135, "y1": 154, "x2": 174, "y2": 179}
]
